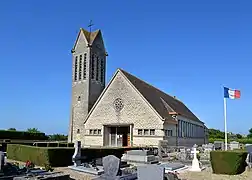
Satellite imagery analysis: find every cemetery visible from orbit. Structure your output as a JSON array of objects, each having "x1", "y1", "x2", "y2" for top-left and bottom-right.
[{"x1": 1, "y1": 139, "x2": 252, "y2": 180}]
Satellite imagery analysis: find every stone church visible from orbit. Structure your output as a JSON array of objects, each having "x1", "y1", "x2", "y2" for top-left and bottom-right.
[{"x1": 68, "y1": 28, "x2": 208, "y2": 147}]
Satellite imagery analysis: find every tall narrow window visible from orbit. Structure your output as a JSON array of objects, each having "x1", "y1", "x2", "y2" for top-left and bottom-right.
[
  {"x1": 74, "y1": 56, "x2": 78, "y2": 81},
  {"x1": 79, "y1": 55, "x2": 82, "y2": 80},
  {"x1": 91, "y1": 54, "x2": 95, "y2": 79},
  {"x1": 96, "y1": 56, "x2": 99, "y2": 81},
  {"x1": 83, "y1": 53, "x2": 87, "y2": 79},
  {"x1": 100, "y1": 59, "x2": 104, "y2": 83}
]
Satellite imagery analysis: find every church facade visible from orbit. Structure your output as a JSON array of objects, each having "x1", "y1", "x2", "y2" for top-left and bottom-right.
[{"x1": 68, "y1": 28, "x2": 209, "y2": 147}]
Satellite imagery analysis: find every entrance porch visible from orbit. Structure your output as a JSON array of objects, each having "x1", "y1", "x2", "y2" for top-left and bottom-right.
[{"x1": 103, "y1": 124, "x2": 133, "y2": 147}]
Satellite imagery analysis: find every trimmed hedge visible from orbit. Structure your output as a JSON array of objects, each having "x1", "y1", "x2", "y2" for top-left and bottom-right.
[
  {"x1": 210, "y1": 150, "x2": 248, "y2": 175},
  {"x1": 34, "y1": 142, "x2": 74, "y2": 147},
  {"x1": 7, "y1": 144, "x2": 139, "y2": 167},
  {"x1": 0, "y1": 130, "x2": 48, "y2": 140},
  {"x1": 7, "y1": 144, "x2": 74, "y2": 167}
]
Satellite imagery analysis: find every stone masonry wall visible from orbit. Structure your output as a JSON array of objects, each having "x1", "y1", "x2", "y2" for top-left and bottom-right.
[{"x1": 83, "y1": 71, "x2": 164, "y2": 146}]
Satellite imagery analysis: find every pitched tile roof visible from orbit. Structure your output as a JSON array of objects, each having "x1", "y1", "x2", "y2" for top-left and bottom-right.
[
  {"x1": 120, "y1": 69, "x2": 201, "y2": 123},
  {"x1": 80, "y1": 28, "x2": 100, "y2": 44}
]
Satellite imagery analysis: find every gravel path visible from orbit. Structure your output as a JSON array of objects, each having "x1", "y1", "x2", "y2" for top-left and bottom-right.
[
  {"x1": 7, "y1": 159, "x2": 252, "y2": 180},
  {"x1": 178, "y1": 167, "x2": 252, "y2": 180}
]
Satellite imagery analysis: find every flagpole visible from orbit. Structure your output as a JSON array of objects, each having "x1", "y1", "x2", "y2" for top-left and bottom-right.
[{"x1": 224, "y1": 97, "x2": 228, "y2": 151}]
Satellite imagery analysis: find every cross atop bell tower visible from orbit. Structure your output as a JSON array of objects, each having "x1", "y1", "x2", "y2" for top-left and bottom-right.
[{"x1": 68, "y1": 24, "x2": 108, "y2": 143}]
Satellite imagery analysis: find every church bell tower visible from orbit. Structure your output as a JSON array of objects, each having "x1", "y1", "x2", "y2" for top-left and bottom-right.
[{"x1": 68, "y1": 24, "x2": 107, "y2": 143}]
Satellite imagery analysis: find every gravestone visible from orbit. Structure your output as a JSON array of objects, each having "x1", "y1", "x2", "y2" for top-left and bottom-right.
[
  {"x1": 230, "y1": 141, "x2": 239, "y2": 150},
  {"x1": 177, "y1": 148, "x2": 186, "y2": 161},
  {"x1": 189, "y1": 147, "x2": 201, "y2": 172},
  {"x1": 158, "y1": 140, "x2": 169, "y2": 158},
  {"x1": 72, "y1": 141, "x2": 81, "y2": 166},
  {"x1": 137, "y1": 165, "x2": 164, "y2": 180},
  {"x1": 159, "y1": 162, "x2": 186, "y2": 171},
  {"x1": 0, "y1": 151, "x2": 4, "y2": 171},
  {"x1": 203, "y1": 143, "x2": 214, "y2": 152},
  {"x1": 103, "y1": 155, "x2": 120, "y2": 178},
  {"x1": 214, "y1": 141, "x2": 224, "y2": 150},
  {"x1": 245, "y1": 144, "x2": 252, "y2": 168},
  {"x1": 124, "y1": 150, "x2": 158, "y2": 165},
  {"x1": 94, "y1": 155, "x2": 137, "y2": 180}
]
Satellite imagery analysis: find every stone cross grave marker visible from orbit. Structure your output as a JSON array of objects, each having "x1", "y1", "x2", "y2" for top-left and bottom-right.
[
  {"x1": 72, "y1": 141, "x2": 81, "y2": 167},
  {"x1": 191, "y1": 148, "x2": 199, "y2": 161},
  {"x1": 190, "y1": 147, "x2": 201, "y2": 172},
  {"x1": 102, "y1": 155, "x2": 120, "y2": 178}
]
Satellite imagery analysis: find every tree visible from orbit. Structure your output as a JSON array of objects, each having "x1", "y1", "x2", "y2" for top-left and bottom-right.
[
  {"x1": 236, "y1": 134, "x2": 243, "y2": 139},
  {"x1": 208, "y1": 128, "x2": 225, "y2": 139},
  {"x1": 48, "y1": 134, "x2": 68, "y2": 141},
  {"x1": 27, "y1": 128, "x2": 41, "y2": 133},
  {"x1": 8, "y1": 128, "x2": 16, "y2": 131},
  {"x1": 247, "y1": 128, "x2": 252, "y2": 138}
]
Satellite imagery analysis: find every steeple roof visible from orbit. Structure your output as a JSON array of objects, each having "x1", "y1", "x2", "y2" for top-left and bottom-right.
[{"x1": 80, "y1": 28, "x2": 100, "y2": 44}]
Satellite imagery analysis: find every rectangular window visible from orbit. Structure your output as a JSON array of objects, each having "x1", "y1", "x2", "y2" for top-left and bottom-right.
[
  {"x1": 96, "y1": 56, "x2": 99, "y2": 81},
  {"x1": 100, "y1": 59, "x2": 104, "y2": 83},
  {"x1": 168, "y1": 130, "x2": 173, "y2": 136},
  {"x1": 89, "y1": 129, "x2": 93, "y2": 135},
  {"x1": 83, "y1": 53, "x2": 87, "y2": 79},
  {"x1": 190, "y1": 124, "x2": 192, "y2": 137},
  {"x1": 185, "y1": 122, "x2": 187, "y2": 137},
  {"x1": 91, "y1": 54, "x2": 95, "y2": 79},
  {"x1": 187, "y1": 122, "x2": 189, "y2": 137},
  {"x1": 178, "y1": 120, "x2": 181, "y2": 137},
  {"x1": 138, "y1": 129, "x2": 142, "y2": 135},
  {"x1": 79, "y1": 55, "x2": 82, "y2": 80},
  {"x1": 144, "y1": 129, "x2": 149, "y2": 135},
  {"x1": 150, "y1": 129, "x2": 155, "y2": 135},
  {"x1": 94, "y1": 129, "x2": 97, "y2": 135},
  {"x1": 74, "y1": 56, "x2": 78, "y2": 81},
  {"x1": 98, "y1": 129, "x2": 101, "y2": 135}
]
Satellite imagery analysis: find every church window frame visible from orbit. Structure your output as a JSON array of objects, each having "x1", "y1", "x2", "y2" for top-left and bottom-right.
[
  {"x1": 83, "y1": 53, "x2": 87, "y2": 79},
  {"x1": 138, "y1": 129, "x2": 143, "y2": 135},
  {"x1": 165, "y1": 130, "x2": 173, "y2": 137},
  {"x1": 113, "y1": 98, "x2": 124, "y2": 112},
  {"x1": 144, "y1": 129, "x2": 149, "y2": 136},
  {"x1": 74, "y1": 56, "x2": 78, "y2": 81},
  {"x1": 89, "y1": 129, "x2": 93, "y2": 135},
  {"x1": 100, "y1": 59, "x2": 104, "y2": 83},
  {"x1": 96, "y1": 56, "x2": 99, "y2": 81},
  {"x1": 94, "y1": 129, "x2": 97, "y2": 135},
  {"x1": 150, "y1": 129, "x2": 155, "y2": 135},
  {"x1": 91, "y1": 54, "x2": 95, "y2": 79},
  {"x1": 98, "y1": 129, "x2": 101, "y2": 135},
  {"x1": 79, "y1": 55, "x2": 82, "y2": 80}
]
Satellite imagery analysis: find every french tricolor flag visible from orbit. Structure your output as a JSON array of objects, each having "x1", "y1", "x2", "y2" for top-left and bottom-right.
[{"x1": 224, "y1": 87, "x2": 241, "y2": 99}]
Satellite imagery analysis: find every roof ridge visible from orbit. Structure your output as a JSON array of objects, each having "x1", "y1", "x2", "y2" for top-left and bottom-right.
[
  {"x1": 119, "y1": 69, "x2": 184, "y2": 104},
  {"x1": 80, "y1": 28, "x2": 100, "y2": 44},
  {"x1": 119, "y1": 68, "x2": 201, "y2": 122}
]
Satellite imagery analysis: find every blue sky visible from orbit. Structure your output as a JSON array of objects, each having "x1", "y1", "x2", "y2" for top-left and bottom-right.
[{"x1": 0, "y1": 0, "x2": 251, "y2": 135}]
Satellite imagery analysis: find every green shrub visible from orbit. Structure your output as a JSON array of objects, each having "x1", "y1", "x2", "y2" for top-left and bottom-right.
[
  {"x1": 0, "y1": 130, "x2": 48, "y2": 140},
  {"x1": 210, "y1": 150, "x2": 248, "y2": 175},
  {"x1": 7, "y1": 144, "x2": 139, "y2": 167}
]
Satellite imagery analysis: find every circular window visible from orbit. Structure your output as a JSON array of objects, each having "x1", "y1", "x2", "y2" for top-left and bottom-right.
[{"x1": 113, "y1": 98, "x2": 124, "y2": 112}]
